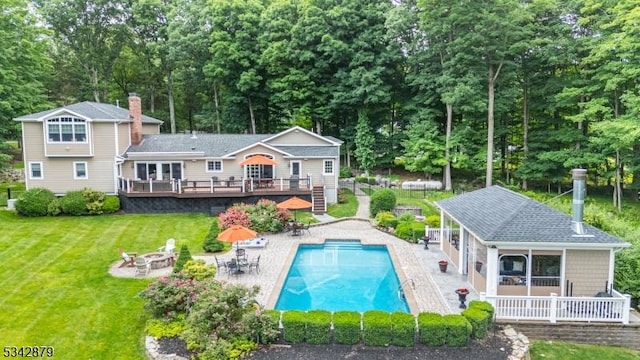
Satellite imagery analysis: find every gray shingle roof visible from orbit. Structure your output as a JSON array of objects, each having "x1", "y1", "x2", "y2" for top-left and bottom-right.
[
  {"x1": 127, "y1": 134, "x2": 270, "y2": 157},
  {"x1": 435, "y1": 186, "x2": 627, "y2": 245},
  {"x1": 14, "y1": 101, "x2": 163, "y2": 124},
  {"x1": 274, "y1": 145, "x2": 339, "y2": 157}
]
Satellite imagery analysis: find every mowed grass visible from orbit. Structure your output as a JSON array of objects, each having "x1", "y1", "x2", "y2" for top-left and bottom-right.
[
  {"x1": 327, "y1": 189, "x2": 357, "y2": 218},
  {"x1": 530, "y1": 340, "x2": 640, "y2": 359},
  {"x1": 0, "y1": 211, "x2": 213, "y2": 359}
]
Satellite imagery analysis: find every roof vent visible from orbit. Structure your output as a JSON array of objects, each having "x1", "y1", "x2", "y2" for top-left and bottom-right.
[{"x1": 571, "y1": 169, "x2": 587, "y2": 235}]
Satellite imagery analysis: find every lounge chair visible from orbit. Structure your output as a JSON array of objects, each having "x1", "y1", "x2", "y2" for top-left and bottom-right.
[
  {"x1": 158, "y1": 238, "x2": 176, "y2": 255},
  {"x1": 118, "y1": 247, "x2": 137, "y2": 268},
  {"x1": 134, "y1": 257, "x2": 151, "y2": 276},
  {"x1": 236, "y1": 237, "x2": 269, "y2": 249}
]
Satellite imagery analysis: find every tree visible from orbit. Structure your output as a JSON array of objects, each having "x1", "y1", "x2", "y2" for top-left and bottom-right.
[
  {"x1": 37, "y1": 0, "x2": 129, "y2": 103},
  {"x1": 0, "y1": 0, "x2": 53, "y2": 142},
  {"x1": 354, "y1": 111, "x2": 375, "y2": 175}
]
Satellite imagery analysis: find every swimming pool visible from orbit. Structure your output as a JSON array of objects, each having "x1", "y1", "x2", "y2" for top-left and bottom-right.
[{"x1": 275, "y1": 240, "x2": 410, "y2": 312}]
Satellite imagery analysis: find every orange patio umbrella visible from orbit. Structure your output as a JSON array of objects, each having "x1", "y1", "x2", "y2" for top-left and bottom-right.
[
  {"x1": 217, "y1": 225, "x2": 258, "y2": 248},
  {"x1": 277, "y1": 196, "x2": 313, "y2": 221},
  {"x1": 239, "y1": 155, "x2": 277, "y2": 166}
]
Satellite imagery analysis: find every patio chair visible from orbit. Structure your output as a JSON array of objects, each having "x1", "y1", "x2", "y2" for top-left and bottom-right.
[
  {"x1": 249, "y1": 255, "x2": 261, "y2": 274},
  {"x1": 227, "y1": 259, "x2": 240, "y2": 277},
  {"x1": 236, "y1": 248, "x2": 247, "y2": 262},
  {"x1": 118, "y1": 247, "x2": 137, "y2": 268},
  {"x1": 134, "y1": 257, "x2": 151, "y2": 276},
  {"x1": 301, "y1": 222, "x2": 311, "y2": 236},
  {"x1": 158, "y1": 238, "x2": 176, "y2": 255},
  {"x1": 214, "y1": 256, "x2": 228, "y2": 273}
]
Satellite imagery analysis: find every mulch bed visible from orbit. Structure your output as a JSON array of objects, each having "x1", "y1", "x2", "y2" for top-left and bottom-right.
[{"x1": 159, "y1": 331, "x2": 512, "y2": 360}]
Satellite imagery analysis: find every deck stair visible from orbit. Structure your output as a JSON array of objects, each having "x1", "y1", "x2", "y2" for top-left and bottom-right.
[{"x1": 312, "y1": 186, "x2": 325, "y2": 214}]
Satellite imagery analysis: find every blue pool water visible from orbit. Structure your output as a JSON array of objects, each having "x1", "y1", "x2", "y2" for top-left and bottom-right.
[{"x1": 275, "y1": 240, "x2": 410, "y2": 312}]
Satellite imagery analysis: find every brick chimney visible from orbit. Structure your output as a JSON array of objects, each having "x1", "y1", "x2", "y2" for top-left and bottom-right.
[
  {"x1": 128, "y1": 93, "x2": 142, "y2": 145},
  {"x1": 571, "y1": 169, "x2": 587, "y2": 234}
]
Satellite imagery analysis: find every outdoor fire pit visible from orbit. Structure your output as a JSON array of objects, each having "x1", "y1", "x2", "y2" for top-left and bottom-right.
[{"x1": 143, "y1": 252, "x2": 175, "y2": 270}]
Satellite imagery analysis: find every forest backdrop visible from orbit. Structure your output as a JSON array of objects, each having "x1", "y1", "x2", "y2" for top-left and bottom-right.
[{"x1": 2, "y1": 0, "x2": 640, "y2": 205}]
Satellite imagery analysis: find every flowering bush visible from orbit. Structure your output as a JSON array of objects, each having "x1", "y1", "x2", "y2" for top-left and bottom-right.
[
  {"x1": 181, "y1": 260, "x2": 217, "y2": 281},
  {"x1": 139, "y1": 273, "x2": 203, "y2": 320},
  {"x1": 218, "y1": 207, "x2": 252, "y2": 229}
]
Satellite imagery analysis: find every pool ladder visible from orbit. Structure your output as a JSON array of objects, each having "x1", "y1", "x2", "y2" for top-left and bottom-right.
[{"x1": 398, "y1": 279, "x2": 415, "y2": 299}]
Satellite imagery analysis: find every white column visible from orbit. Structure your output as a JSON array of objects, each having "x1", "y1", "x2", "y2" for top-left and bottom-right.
[
  {"x1": 486, "y1": 246, "x2": 499, "y2": 296},
  {"x1": 439, "y1": 209, "x2": 445, "y2": 251}
]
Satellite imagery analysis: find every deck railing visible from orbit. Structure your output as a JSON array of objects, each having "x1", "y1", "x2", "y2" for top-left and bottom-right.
[
  {"x1": 482, "y1": 292, "x2": 632, "y2": 324},
  {"x1": 118, "y1": 175, "x2": 312, "y2": 194}
]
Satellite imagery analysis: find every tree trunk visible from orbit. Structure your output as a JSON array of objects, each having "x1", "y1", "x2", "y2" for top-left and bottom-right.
[
  {"x1": 213, "y1": 82, "x2": 221, "y2": 134},
  {"x1": 247, "y1": 96, "x2": 256, "y2": 134},
  {"x1": 522, "y1": 82, "x2": 529, "y2": 190},
  {"x1": 444, "y1": 103, "x2": 453, "y2": 191},
  {"x1": 486, "y1": 64, "x2": 496, "y2": 188},
  {"x1": 167, "y1": 69, "x2": 176, "y2": 134},
  {"x1": 92, "y1": 68, "x2": 100, "y2": 103}
]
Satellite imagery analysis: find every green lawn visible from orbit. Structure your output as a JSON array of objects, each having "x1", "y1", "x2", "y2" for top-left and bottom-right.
[
  {"x1": 327, "y1": 189, "x2": 357, "y2": 218},
  {"x1": 531, "y1": 340, "x2": 640, "y2": 359},
  {"x1": 0, "y1": 211, "x2": 213, "y2": 359}
]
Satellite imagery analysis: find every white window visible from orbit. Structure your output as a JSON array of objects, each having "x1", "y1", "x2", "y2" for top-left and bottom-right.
[
  {"x1": 206, "y1": 160, "x2": 223, "y2": 172},
  {"x1": 29, "y1": 162, "x2": 43, "y2": 179},
  {"x1": 323, "y1": 160, "x2": 334, "y2": 175},
  {"x1": 47, "y1": 117, "x2": 87, "y2": 142},
  {"x1": 74, "y1": 162, "x2": 88, "y2": 179}
]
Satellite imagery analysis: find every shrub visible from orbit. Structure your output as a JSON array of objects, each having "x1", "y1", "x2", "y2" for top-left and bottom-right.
[
  {"x1": 202, "y1": 219, "x2": 225, "y2": 253},
  {"x1": 425, "y1": 215, "x2": 440, "y2": 227},
  {"x1": 390, "y1": 312, "x2": 415, "y2": 347},
  {"x1": 395, "y1": 221, "x2": 424, "y2": 242},
  {"x1": 82, "y1": 188, "x2": 106, "y2": 214},
  {"x1": 443, "y1": 314, "x2": 472, "y2": 346},
  {"x1": 362, "y1": 311, "x2": 392, "y2": 346},
  {"x1": 337, "y1": 188, "x2": 348, "y2": 203},
  {"x1": 15, "y1": 188, "x2": 56, "y2": 217},
  {"x1": 369, "y1": 188, "x2": 396, "y2": 218},
  {"x1": 102, "y1": 195, "x2": 120, "y2": 213},
  {"x1": 244, "y1": 308, "x2": 280, "y2": 345},
  {"x1": 333, "y1": 311, "x2": 361, "y2": 345},
  {"x1": 61, "y1": 190, "x2": 88, "y2": 215},
  {"x1": 245, "y1": 199, "x2": 286, "y2": 233},
  {"x1": 339, "y1": 167, "x2": 353, "y2": 178},
  {"x1": 173, "y1": 244, "x2": 192, "y2": 273},
  {"x1": 397, "y1": 212, "x2": 415, "y2": 224},
  {"x1": 139, "y1": 273, "x2": 201, "y2": 320},
  {"x1": 417, "y1": 312, "x2": 446, "y2": 346},
  {"x1": 375, "y1": 211, "x2": 397, "y2": 228},
  {"x1": 146, "y1": 316, "x2": 188, "y2": 338},
  {"x1": 305, "y1": 310, "x2": 331, "y2": 344},
  {"x1": 281, "y1": 311, "x2": 306, "y2": 344},
  {"x1": 181, "y1": 260, "x2": 216, "y2": 280},
  {"x1": 47, "y1": 198, "x2": 62, "y2": 216},
  {"x1": 218, "y1": 206, "x2": 251, "y2": 229},
  {"x1": 468, "y1": 300, "x2": 495, "y2": 326},
  {"x1": 355, "y1": 176, "x2": 368, "y2": 183}
]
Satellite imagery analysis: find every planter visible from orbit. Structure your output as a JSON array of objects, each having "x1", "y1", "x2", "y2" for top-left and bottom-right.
[
  {"x1": 422, "y1": 236, "x2": 430, "y2": 250},
  {"x1": 455, "y1": 289, "x2": 469, "y2": 309},
  {"x1": 475, "y1": 261, "x2": 483, "y2": 273},
  {"x1": 438, "y1": 260, "x2": 448, "y2": 273}
]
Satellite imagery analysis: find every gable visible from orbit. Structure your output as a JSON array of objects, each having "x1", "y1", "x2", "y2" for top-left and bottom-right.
[{"x1": 264, "y1": 126, "x2": 340, "y2": 146}]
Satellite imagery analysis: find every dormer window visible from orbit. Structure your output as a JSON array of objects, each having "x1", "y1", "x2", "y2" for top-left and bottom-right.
[{"x1": 47, "y1": 116, "x2": 87, "y2": 142}]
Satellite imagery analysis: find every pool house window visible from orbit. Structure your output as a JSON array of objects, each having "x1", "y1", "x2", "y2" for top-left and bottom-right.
[
  {"x1": 323, "y1": 160, "x2": 334, "y2": 175},
  {"x1": 47, "y1": 117, "x2": 87, "y2": 142}
]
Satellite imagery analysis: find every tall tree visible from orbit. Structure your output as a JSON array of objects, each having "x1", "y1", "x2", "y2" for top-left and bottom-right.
[
  {"x1": 354, "y1": 111, "x2": 376, "y2": 176},
  {"x1": 37, "y1": 0, "x2": 129, "y2": 103},
  {"x1": 0, "y1": 0, "x2": 53, "y2": 142}
]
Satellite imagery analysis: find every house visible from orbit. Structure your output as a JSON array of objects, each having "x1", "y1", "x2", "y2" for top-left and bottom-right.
[
  {"x1": 433, "y1": 169, "x2": 633, "y2": 323},
  {"x1": 15, "y1": 94, "x2": 342, "y2": 214}
]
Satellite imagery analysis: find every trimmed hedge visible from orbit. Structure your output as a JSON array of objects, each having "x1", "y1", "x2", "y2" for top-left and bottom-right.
[
  {"x1": 282, "y1": 311, "x2": 306, "y2": 344},
  {"x1": 394, "y1": 221, "x2": 425, "y2": 242},
  {"x1": 61, "y1": 190, "x2": 88, "y2": 215},
  {"x1": 362, "y1": 311, "x2": 392, "y2": 346},
  {"x1": 443, "y1": 314, "x2": 472, "y2": 346},
  {"x1": 202, "y1": 219, "x2": 225, "y2": 252},
  {"x1": 333, "y1": 311, "x2": 361, "y2": 344},
  {"x1": 173, "y1": 245, "x2": 192, "y2": 273},
  {"x1": 468, "y1": 300, "x2": 495, "y2": 325},
  {"x1": 417, "y1": 312, "x2": 446, "y2": 346},
  {"x1": 390, "y1": 312, "x2": 415, "y2": 347},
  {"x1": 462, "y1": 307, "x2": 491, "y2": 339},
  {"x1": 103, "y1": 195, "x2": 120, "y2": 213},
  {"x1": 305, "y1": 310, "x2": 331, "y2": 344}
]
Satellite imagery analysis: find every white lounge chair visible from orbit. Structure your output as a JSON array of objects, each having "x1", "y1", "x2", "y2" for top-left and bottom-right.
[
  {"x1": 236, "y1": 237, "x2": 269, "y2": 249},
  {"x1": 158, "y1": 238, "x2": 176, "y2": 255},
  {"x1": 134, "y1": 257, "x2": 151, "y2": 276}
]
